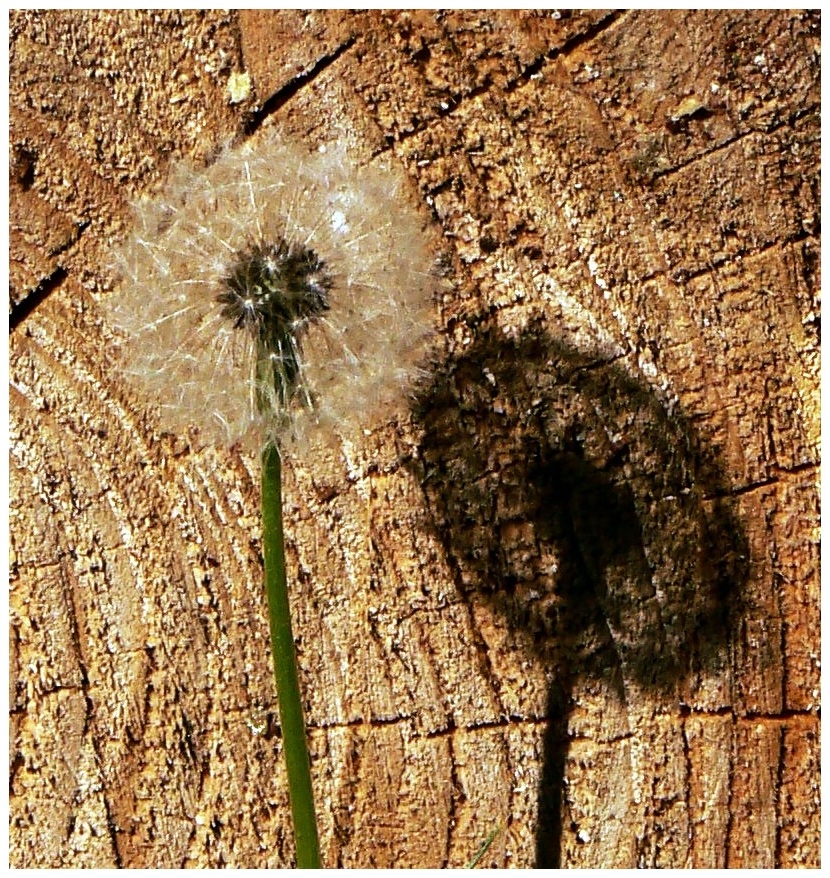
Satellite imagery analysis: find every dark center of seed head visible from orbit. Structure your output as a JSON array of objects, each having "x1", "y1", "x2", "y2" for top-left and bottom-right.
[
  {"x1": 218, "y1": 241, "x2": 332, "y2": 334},
  {"x1": 217, "y1": 241, "x2": 333, "y2": 409}
]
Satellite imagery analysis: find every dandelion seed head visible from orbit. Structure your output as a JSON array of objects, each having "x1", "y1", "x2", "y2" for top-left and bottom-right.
[{"x1": 106, "y1": 132, "x2": 437, "y2": 451}]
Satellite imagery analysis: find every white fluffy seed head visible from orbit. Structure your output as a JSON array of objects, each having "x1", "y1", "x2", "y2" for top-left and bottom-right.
[{"x1": 105, "y1": 132, "x2": 438, "y2": 451}]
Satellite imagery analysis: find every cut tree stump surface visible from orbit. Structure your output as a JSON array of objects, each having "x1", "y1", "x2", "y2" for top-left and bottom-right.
[{"x1": 9, "y1": 9, "x2": 819, "y2": 868}]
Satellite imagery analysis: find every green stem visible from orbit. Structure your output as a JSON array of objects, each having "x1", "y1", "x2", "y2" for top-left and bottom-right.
[{"x1": 261, "y1": 443, "x2": 321, "y2": 868}]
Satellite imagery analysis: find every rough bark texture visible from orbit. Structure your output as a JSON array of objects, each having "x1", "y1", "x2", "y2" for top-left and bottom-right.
[{"x1": 9, "y1": 9, "x2": 820, "y2": 868}]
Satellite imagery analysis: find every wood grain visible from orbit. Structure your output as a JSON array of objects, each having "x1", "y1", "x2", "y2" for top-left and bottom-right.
[{"x1": 9, "y1": 9, "x2": 820, "y2": 867}]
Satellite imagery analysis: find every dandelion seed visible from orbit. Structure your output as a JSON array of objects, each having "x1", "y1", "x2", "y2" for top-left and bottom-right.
[{"x1": 106, "y1": 131, "x2": 437, "y2": 450}]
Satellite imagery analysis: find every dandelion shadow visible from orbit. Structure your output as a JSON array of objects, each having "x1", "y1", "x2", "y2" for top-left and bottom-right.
[{"x1": 412, "y1": 319, "x2": 748, "y2": 867}]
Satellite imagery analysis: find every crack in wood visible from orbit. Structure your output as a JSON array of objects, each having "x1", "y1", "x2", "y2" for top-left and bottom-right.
[{"x1": 243, "y1": 37, "x2": 357, "y2": 136}]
